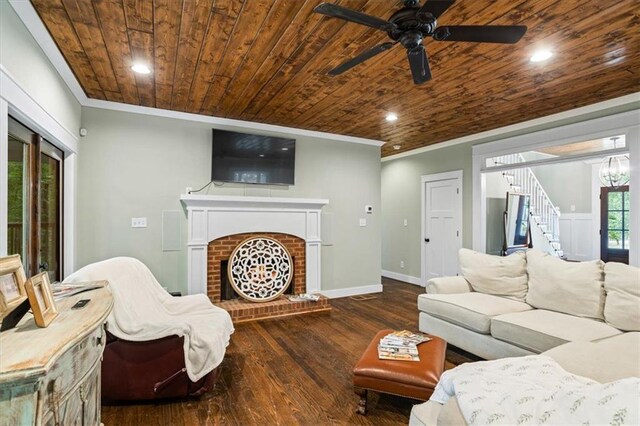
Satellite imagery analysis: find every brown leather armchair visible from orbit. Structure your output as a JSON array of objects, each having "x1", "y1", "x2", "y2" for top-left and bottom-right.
[
  {"x1": 64, "y1": 257, "x2": 233, "y2": 403},
  {"x1": 102, "y1": 331, "x2": 221, "y2": 402}
]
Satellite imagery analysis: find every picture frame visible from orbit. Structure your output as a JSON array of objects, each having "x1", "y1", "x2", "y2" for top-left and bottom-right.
[
  {"x1": 0, "y1": 255, "x2": 28, "y2": 320},
  {"x1": 25, "y1": 272, "x2": 59, "y2": 328}
]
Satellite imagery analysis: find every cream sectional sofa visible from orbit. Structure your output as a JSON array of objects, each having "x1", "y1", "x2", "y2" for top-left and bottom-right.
[
  {"x1": 411, "y1": 249, "x2": 640, "y2": 425},
  {"x1": 410, "y1": 332, "x2": 640, "y2": 425},
  {"x1": 417, "y1": 249, "x2": 639, "y2": 359}
]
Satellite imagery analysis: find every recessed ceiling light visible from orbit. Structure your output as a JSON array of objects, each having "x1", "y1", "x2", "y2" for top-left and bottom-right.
[
  {"x1": 131, "y1": 63, "x2": 151, "y2": 74},
  {"x1": 281, "y1": 147, "x2": 289, "y2": 151},
  {"x1": 393, "y1": 144, "x2": 401, "y2": 150},
  {"x1": 386, "y1": 113, "x2": 398, "y2": 122},
  {"x1": 530, "y1": 50, "x2": 552, "y2": 63},
  {"x1": 259, "y1": 154, "x2": 265, "y2": 157}
]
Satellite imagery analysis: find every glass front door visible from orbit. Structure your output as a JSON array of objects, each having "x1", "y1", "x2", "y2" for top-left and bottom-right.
[{"x1": 600, "y1": 185, "x2": 630, "y2": 264}]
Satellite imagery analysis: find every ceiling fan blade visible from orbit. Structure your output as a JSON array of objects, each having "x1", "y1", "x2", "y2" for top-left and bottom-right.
[
  {"x1": 406, "y1": 45, "x2": 432, "y2": 84},
  {"x1": 314, "y1": 3, "x2": 397, "y2": 32},
  {"x1": 434, "y1": 25, "x2": 527, "y2": 44},
  {"x1": 417, "y1": 0, "x2": 455, "y2": 21},
  {"x1": 329, "y1": 42, "x2": 396, "y2": 76}
]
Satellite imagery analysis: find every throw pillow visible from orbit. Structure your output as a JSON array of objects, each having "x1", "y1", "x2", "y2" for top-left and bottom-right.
[
  {"x1": 603, "y1": 262, "x2": 640, "y2": 331},
  {"x1": 526, "y1": 249, "x2": 605, "y2": 320},
  {"x1": 459, "y1": 248, "x2": 528, "y2": 301}
]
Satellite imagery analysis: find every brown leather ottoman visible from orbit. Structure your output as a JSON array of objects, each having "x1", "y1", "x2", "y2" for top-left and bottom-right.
[{"x1": 353, "y1": 329, "x2": 447, "y2": 415}]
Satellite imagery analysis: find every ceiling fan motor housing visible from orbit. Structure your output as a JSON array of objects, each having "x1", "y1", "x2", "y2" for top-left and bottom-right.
[{"x1": 387, "y1": 7, "x2": 437, "y2": 43}]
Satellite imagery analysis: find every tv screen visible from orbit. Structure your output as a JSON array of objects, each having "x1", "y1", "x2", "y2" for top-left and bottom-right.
[{"x1": 211, "y1": 129, "x2": 295, "y2": 185}]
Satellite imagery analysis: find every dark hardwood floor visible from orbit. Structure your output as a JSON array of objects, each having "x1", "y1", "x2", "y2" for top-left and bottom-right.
[{"x1": 102, "y1": 278, "x2": 476, "y2": 425}]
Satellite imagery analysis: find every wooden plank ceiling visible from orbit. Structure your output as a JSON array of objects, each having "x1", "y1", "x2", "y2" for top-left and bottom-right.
[{"x1": 32, "y1": 0, "x2": 639, "y2": 156}]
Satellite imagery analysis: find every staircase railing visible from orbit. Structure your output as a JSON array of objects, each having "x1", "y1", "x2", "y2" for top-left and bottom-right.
[{"x1": 493, "y1": 153, "x2": 562, "y2": 255}]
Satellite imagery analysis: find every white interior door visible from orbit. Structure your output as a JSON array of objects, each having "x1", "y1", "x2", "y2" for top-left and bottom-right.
[{"x1": 423, "y1": 175, "x2": 462, "y2": 281}]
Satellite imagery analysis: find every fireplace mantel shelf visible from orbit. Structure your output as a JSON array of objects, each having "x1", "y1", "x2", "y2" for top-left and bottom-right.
[{"x1": 180, "y1": 194, "x2": 329, "y2": 210}]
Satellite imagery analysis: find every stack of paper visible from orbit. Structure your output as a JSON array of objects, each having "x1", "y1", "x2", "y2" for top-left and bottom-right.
[{"x1": 377, "y1": 330, "x2": 431, "y2": 362}]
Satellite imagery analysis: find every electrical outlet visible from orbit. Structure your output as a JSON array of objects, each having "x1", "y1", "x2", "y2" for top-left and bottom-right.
[
  {"x1": 186, "y1": 186, "x2": 193, "y2": 194},
  {"x1": 359, "y1": 218, "x2": 367, "y2": 227},
  {"x1": 131, "y1": 217, "x2": 147, "y2": 228},
  {"x1": 400, "y1": 261, "x2": 405, "y2": 268}
]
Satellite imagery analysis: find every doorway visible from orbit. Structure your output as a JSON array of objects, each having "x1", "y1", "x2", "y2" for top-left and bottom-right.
[
  {"x1": 421, "y1": 171, "x2": 463, "y2": 284},
  {"x1": 7, "y1": 117, "x2": 63, "y2": 281}
]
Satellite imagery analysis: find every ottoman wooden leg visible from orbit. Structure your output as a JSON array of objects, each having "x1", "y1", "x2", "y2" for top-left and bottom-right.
[{"x1": 355, "y1": 388, "x2": 368, "y2": 415}]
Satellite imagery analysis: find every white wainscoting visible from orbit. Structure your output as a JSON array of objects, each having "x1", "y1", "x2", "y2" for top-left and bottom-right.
[{"x1": 559, "y1": 213, "x2": 596, "y2": 261}]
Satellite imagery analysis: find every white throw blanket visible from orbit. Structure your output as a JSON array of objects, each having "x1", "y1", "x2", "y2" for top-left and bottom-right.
[
  {"x1": 64, "y1": 257, "x2": 234, "y2": 382},
  {"x1": 430, "y1": 355, "x2": 640, "y2": 425}
]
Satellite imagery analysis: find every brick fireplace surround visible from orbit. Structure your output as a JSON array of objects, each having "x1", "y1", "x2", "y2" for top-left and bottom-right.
[
  {"x1": 208, "y1": 232, "x2": 306, "y2": 302},
  {"x1": 208, "y1": 232, "x2": 331, "y2": 323},
  {"x1": 180, "y1": 194, "x2": 331, "y2": 323}
]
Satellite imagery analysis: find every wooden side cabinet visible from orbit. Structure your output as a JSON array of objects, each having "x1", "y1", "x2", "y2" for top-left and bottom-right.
[{"x1": 0, "y1": 283, "x2": 112, "y2": 425}]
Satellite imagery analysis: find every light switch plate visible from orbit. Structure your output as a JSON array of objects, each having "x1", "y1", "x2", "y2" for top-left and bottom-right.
[
  {"x1": 359, "y1": 218, "x2": 367, "y2": 227},
  {"x1": 403, "y1": 219, "x2": 408, "y2": 227},
  {"x1": 131, "y1": 217, "x2": 147, "y2": 228}
]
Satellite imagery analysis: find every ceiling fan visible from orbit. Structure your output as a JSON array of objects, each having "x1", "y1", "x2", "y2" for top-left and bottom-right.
[{"x1": 314, "y1": 0, "x2": 527, "y2": 84}]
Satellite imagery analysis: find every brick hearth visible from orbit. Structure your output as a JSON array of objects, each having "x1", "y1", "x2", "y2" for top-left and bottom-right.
[{"x1": 217, "y1": 296, "x2": 331, "y2": 323}]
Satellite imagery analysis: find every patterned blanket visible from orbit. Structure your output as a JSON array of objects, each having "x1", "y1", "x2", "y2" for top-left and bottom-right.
[{"x1": 430, "y1": 355, "x2": 640, "y2": 425}]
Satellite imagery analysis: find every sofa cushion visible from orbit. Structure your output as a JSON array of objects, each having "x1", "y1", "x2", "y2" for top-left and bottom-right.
[
  {"x1": 459, "y1": 248, "x2": 528, "y2": 301},
  {"x1": 604, "y1": 262, "x2": 640, "y2": 331},
  {"x1": 418, "y1": 293, "x2": 533, "y2": 334},
  {"x1": 543, "y1": 332, "x2": 640, "y2": 383},
  {"x1": 491, "y1": 309, "x2": 621, "y2": 353},
  {"x1": 526, "y1": 249, "x2": 605, "y2": 320}
]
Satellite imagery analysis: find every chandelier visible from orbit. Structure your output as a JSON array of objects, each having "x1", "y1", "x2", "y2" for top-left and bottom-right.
[{"x1": 599, "y1": 137, "x2": 630, "y2": 188}]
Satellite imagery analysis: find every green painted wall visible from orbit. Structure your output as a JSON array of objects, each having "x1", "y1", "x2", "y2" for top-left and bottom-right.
[
  {"x1": 381, "y1": 142, "x2": 473, "y2": 279},
  {"x1": 77, "y1": 107, "x2": 381, "y2": 294}
]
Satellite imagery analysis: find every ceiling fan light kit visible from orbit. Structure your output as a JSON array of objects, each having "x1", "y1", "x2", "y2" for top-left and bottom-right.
[{"x1": 314, "y1": 0, "x2": 527, "y2": 84}]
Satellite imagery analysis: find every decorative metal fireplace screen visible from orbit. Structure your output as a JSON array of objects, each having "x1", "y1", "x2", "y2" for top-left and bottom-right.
[{"x1": 227, "y1": 236, "x2": 293, "y2": 302}]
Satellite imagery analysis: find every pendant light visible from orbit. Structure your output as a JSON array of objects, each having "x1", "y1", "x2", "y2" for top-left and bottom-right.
[{"x1": 599, "y1": 137, "x2": 630, "y2": 188}]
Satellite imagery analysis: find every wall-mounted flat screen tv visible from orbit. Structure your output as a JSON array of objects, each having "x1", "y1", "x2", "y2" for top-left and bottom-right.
[{"x1": 211, "y1": 129, "x2": 295, "y2": 185}]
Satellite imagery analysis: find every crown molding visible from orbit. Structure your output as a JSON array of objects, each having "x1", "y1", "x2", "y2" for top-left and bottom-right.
[
  {"x1": 12, "y1": 0, "x2": 638, "y2": 154},
  {"x1": 9, "y1": 0, "x2": 88, "y2": 105},
  {"x1": 382, "y1": 92, "x2": 640, "y2": 162},
  {"x1": 9, "y1": 0, "x2": 384, "y2": 148},
  {"x1": 84, "y1": 99, "x2": 385, "y2": 147}
]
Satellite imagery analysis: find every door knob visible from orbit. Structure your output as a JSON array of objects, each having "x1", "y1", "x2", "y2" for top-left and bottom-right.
[
  {"x1": 39, "y1": 262, "x2": 49, "y2": 271},
  {"x1": 425, "y1": 238, "x2": 430, "y2": 243}
]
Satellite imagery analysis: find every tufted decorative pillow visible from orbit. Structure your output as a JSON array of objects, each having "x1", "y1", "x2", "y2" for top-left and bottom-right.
[
  {"x1": 526, "y1": 249, "x2": 605, "y2": 320},
  {"x1": 459, "y1": 248, "x2": 528, "y2": 302},
  {"x1": 603, "y1": 262, "x2": 640, "y2": 331}
]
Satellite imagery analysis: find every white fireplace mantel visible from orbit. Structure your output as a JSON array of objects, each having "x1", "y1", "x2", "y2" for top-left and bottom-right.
[{"x1": 180, "y1": 194, "x2": 329, "y2": 295}]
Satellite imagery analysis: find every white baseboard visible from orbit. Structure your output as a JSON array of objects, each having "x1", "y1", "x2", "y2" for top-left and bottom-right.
[
  {"x1": 382, "y1": 270, "x2": 423, "y2": 286},
  {"x1": 319, "y1": 284, "x2": 383, "y2": 299}
]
